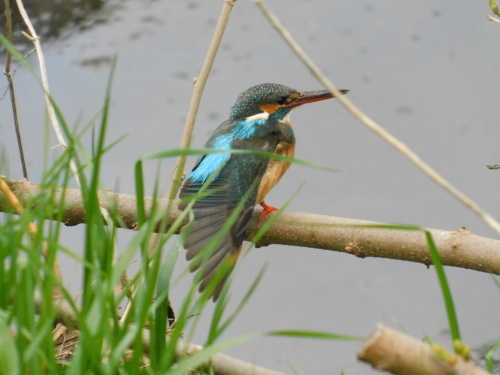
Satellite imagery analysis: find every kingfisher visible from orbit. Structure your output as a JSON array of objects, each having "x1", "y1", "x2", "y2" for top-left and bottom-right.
[{"x1": 179, "y1": 83, "x2": 348, "y2": 300}]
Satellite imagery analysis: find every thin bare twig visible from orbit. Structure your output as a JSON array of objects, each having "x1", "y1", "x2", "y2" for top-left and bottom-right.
[
  {"x1": 167, "y1": 0, "x2": 237, "y2": 201},
  {"x1": 487, "y1": 14, "x2": 500, "y2": 22},
  {"x1": 15, "y1": 0, "x2": 81, "y2": 186},
  {"x1": 3, "y1": 0, "x2": 28, "y2": 178},
  {"x1": 254, "y1": 0, "x2": 500, "y2": 235},
  {"x1": 0, "y1": 47, "x2": 36, "y2": 101}
]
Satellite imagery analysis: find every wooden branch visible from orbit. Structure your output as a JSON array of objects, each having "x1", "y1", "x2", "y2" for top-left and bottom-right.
[
  {"x1": 247, "y1": 213, "x2": 500, "y2": 274},
  {"x1": 2, "y1": 176, "x2": 499, "y2": 275},
  {"x1": 358, "y1": 324, "x2": 489, "y2": 375}
]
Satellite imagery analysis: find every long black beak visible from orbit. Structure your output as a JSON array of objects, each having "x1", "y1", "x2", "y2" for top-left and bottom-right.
[{"x1": 287, "y1": 89, "x2": 349, "y2": 108}]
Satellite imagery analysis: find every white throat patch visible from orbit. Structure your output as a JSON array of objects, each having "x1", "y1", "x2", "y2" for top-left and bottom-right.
[{"x1": 245, "y1": 111, "x2": 270, "y2": 123}]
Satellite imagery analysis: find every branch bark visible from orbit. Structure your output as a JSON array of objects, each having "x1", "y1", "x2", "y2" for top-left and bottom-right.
[
  {"x1": 2, "y1": 176, "x2": 499, "y2": 275},
  {"x1": 358, "y1": 324, "x2": 489, "y2": 375}
]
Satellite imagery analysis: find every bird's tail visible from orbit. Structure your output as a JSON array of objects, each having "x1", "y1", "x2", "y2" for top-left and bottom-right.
[
  {"x1": 179, "y1": 174, "x2": 260, "y2": 301},
  {"x1": 180, "y1": 209, "x2": 245, "y2": 301}
]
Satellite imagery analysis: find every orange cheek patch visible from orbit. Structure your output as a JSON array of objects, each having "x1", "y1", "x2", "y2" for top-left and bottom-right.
[{"x1": 260, "y1": 104, "x2": 281, "y2": 114}]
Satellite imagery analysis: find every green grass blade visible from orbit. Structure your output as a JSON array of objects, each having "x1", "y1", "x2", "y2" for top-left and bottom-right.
[
  {"x1": 485, "y1": 339, "x2": 500, "y2": 373},
  {"x1": 424, "y1": 231, "x2": 461, "y2": 343},
  {"x1": 267, "y1": 330, "x2": 364, "y2": 341},
  {"x1": 0, "y1": 311, "x2": 20, "y2": 374},
  {"x1": 134, "y1": 159, "x2": 147, "y2": 226},
  {"x1": 141, "y1": 147, "x2": 338, "y2": 172},
  {"x1": 0, "y1": 34, "x2": 36, "y2": 75}
]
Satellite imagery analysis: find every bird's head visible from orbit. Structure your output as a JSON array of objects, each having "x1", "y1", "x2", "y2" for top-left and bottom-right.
[{"x1": 229, "y1": 83, "x2": 348, "y2": 122}]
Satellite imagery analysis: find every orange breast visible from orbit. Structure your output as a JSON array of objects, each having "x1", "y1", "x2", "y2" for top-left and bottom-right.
[{"x1": 257, "y1": 141, "x2": 295, "y2": 203}]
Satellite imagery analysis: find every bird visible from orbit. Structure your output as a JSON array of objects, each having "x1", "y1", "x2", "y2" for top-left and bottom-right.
[{"x1": 179, "y1": 83, "x2": 348, "y2": 300}]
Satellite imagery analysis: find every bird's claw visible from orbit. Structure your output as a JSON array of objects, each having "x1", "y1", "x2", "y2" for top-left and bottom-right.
[{"x1": 259, "y1": 202, "x2": 279, "y2": 220}]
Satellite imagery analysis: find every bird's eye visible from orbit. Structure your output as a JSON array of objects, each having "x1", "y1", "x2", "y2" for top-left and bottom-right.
[{"x1": 276, "y1": 96, "x2": 287, "y2": 105}]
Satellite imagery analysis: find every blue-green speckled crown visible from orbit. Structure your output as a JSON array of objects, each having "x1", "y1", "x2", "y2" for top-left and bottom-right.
[{"x1": 229, "y1": 83, "x2": 298, "y2": 120}]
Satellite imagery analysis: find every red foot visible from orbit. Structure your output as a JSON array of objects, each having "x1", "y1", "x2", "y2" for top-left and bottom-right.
[{"x1": 259, "y1": 202, "x2": 279, "y2": 220}]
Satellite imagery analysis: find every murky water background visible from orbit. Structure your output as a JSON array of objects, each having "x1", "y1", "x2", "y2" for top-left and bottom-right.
[{"x1": 1, "y1": 1, "x2": 499, "y2": 373}]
